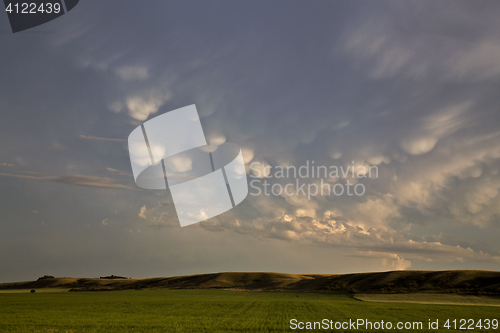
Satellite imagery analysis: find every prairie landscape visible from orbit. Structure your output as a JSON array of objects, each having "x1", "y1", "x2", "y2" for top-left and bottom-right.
[{"x1": 1, "y1": 270, "x2": 500, "y2": 332}]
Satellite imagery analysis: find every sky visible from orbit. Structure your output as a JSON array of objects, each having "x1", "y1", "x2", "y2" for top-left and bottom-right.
[{"x1": 1, "y1": 0, "x2": 500, "y2": 282}]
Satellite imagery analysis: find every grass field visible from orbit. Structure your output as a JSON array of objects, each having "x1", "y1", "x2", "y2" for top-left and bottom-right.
[
  {"x1": 1, "y1": 290, "x2": 499, "y2": 332},
  {"x1": 0, "y1": 289, "x2": 70, "y2": 294},
  {"x1": 355, "y1": 293, "x2": 500, "y2": 306}
]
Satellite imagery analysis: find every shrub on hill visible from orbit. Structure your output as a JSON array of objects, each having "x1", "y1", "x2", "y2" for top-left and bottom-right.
[
  {"x1": 100, "y1": 275, "x2": 129, "y2": 279},
  {"x1": 37, "y1": 275, "x2": 54, "y2": 280}
]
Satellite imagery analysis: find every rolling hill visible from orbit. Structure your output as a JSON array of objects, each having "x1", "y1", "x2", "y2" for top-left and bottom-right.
[{"x1": 1, "y1": 270, "x2": 500, "y2": 295}]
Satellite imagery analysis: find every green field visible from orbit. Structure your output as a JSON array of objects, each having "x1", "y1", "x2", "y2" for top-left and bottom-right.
[
  {"x1": 0, "y1": 290, "x2": 499, "y2": 332},
  {"x1": 355, "y1": 293, "x2": 500, "y2": 306},
  {"x1": 0, "y1": 289, "x2": 70, "y2": 294}
]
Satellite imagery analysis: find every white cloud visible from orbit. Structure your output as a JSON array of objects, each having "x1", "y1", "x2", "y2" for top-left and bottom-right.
[
  {"x1": 201, "y1": 206, "x2": 500, "y2": 265},
  {"x1": 165, "y1": 155, "x2": 193, "y2": 173},
  {"x1": 250, "y1": 160, "x2": 271, "y2": 178},
  {"x1": 393, "y1": 131, "x2": 500, "y2": 216},
  {"x1": 138, "y1": 205, "x2": 147, "y2": 219},
  {"x1": 241, "y1": 148, "x2": 255, "y2": 164},
  {"x1": 354, "y1": 195, "x2": 400, "y2": 228},
  {"x1": 137, "y1": 203, "x2": 173, "y2": 227},
  {"x1": 128, "y1": 140, "x2": 153, "y2": 167},
  {"x1": 328, "y1": 149, "x2": 342, "y2": 160},
  {"x1": 400, "y1": 102, "x2": 470, "y2": 155},
  {"x1": 206, "y1": 133, "x2": 226, "y2": 145},
  {"x1": 126, "y1": 90, "x2": 171, "y2": 121},
  {"x1": 353, "y1": 251, "x2": 411, "y2": 271},
  {"x1": 367, "y1": 155, "x2": 386, "y2": 166},
  {"x1": 400, "y1": 136, "x2": 438, "y2": 155},
  {"x1": 342, "y1": 4, "x2": 500, "y2": 82}
]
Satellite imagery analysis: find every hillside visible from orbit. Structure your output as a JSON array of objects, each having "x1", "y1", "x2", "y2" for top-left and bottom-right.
[{"x1": 1, "y1": 270, "x2": 500, "y2": 295}]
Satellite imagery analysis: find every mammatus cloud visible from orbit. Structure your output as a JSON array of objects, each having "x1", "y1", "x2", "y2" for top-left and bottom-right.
[
  {"x1": 400, "y1": 137, "x2": 438, "y2": 156},
  {"x1": 400, "y1": 102, "x2": 471, "y2": 155},
  {"x1": 0, "y1": 173, "x2": 138, "y2": 190},
  {"x1": 107, "y1": 89, "x2": 172, "y2": 122},
  {"x1": 125, "y1": 91, "x2": 171, "y2": 121},
  {"x1": 111, "y1": 3, "x2": 500, "y2": 267},
  {"x1": 342, "y1": 2, "x2": 500, "y2": 81},
  {"x1": 391, "y1": 131, "x2": 500, "y2": 223}
]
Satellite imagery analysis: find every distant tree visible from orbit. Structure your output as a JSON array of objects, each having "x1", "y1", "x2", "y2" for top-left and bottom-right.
[
  {"x1": 100, "y1": 275, "x2": 128, "y2": 279},
  {"x1": 37, "y1": 275, "x2": 54, "y2": 280},
  {"x1": 30, "y1": 289, "x2": 36, "y2": 293}
]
